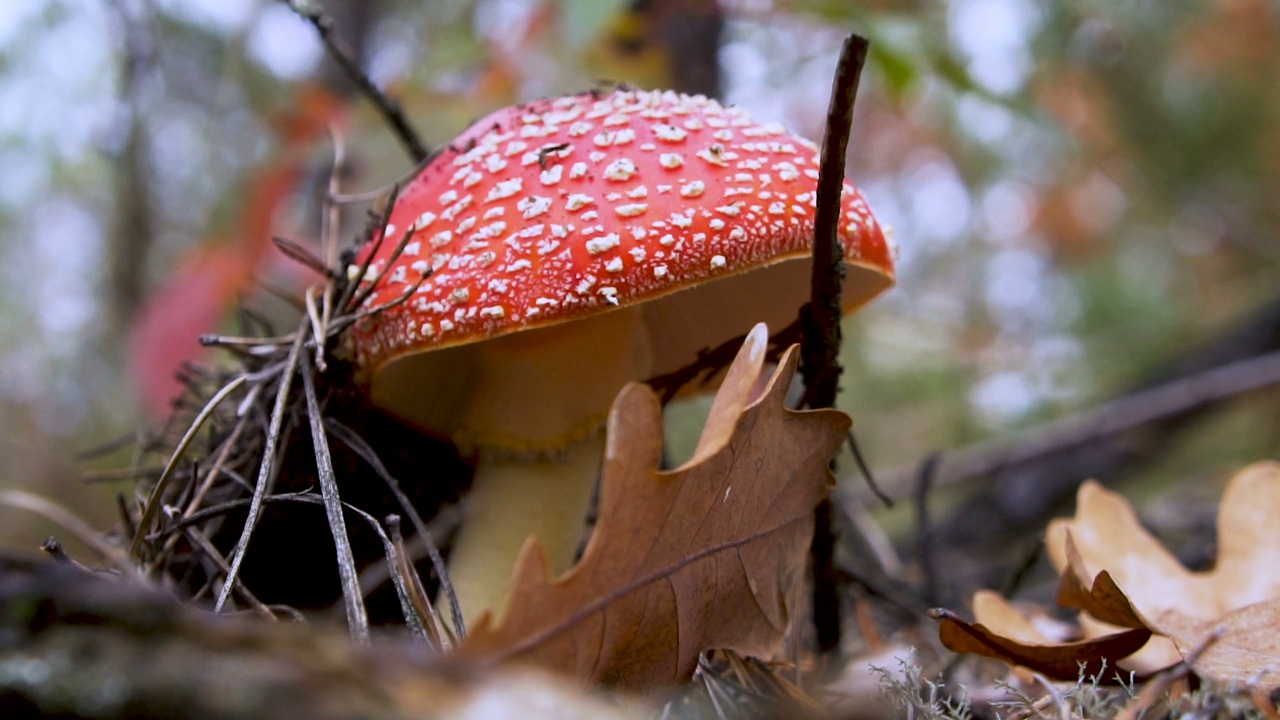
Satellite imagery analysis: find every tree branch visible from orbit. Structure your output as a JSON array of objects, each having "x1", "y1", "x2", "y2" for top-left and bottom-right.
[{"x1": 284, "y1": 0, "x2": 429, "y2": 164}]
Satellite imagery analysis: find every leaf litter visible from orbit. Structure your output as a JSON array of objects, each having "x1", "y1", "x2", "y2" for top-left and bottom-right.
[{"x1": 935, "y1": 461, "x2": 1280, "y2": 696}]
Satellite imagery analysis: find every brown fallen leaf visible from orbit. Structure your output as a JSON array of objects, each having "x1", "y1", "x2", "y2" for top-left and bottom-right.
[
  {"x1": 931, "y1": 604, "x2": 1150, "y2": 681},
  {"x1": 938, "y1": 462, "x2": 1280, "y2": 689},
  {"x1": 1055, "y1": 532, "x2": 1148, "y2": 631},
  {"x1": 1151, "y1": 599, "x2": 1280, "y2": 689},
  {"x1": 970, "y1": 590, "x2": 1077, "y2": 646},
  {"x1": 461, "y1": 324, "x2": 850, "y2": 690},
  {"x1": 1047, "y1": 462, "x2": 1280, "y2": 673}
]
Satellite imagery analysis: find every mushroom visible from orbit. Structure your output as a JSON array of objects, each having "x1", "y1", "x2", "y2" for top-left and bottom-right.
[{"x1": 350, "y1": 89, "x2": 895, "y2": 626}]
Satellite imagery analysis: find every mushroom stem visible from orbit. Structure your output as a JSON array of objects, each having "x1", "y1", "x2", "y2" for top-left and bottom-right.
[
  {"x1": 445, "y1": 432, "x2": 604, "y2": 625},
  {"x1": 428, "y1": 307, "x2": 652, "y2": 626}
]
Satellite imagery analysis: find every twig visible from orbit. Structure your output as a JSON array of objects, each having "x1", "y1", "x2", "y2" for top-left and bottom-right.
[
  {"x1": 300, "y1": 351, "x2": 369, "y2": 642},
  {"x1": 129, "y1": 374, "x2": 248, "y2": 559},
  {"x1": 334, "y1": 183, "x2": 398, "y2": 313},
  {"x1": 387, "y1": 515, "x2": 451, "y2": 650},
  {"x1": 39, "y1": 537, "x2": 91, "y2": 572},
  {"x1": 869, "y1": 346, "x2": 1280, "y2": 500},
  {"x1": 305, "y1": 285, "x2": 328, "y2": 372},
  {"x1": 117, "y1": 495, "x2": 137, "y2": 545},
  {"x1": 215, "y1": 320, "x2": 307, "y2": 614},
  {"x1": 328, "y1": 271, "x2": 429, "y2": 335},
  {"x1": 804, "y1": 31, "x2": 869, "y2": 656},
  {"x1": 200, "y1": 333, "x2": 297, "y2": 351},
  {"x1": 324, "y1": 417, "x2": 465, "y2": 638},
  {"x1": 845, "y1": 430, "x2": 891, "y2": 506},
  {"x1": 915, "y1": 453, "x2": 941, "y2": 607},
  {"x1": 183, "y1": 396, "x2": 256, "y2": 515},
  {"x1": 181, "y1": 527, "x2": 276, "y2": 620},
  {"x1": 801, "y1": 33, "x2": 866, "y2": 407},
  {"x1": 320, "y1": 124, "x2": 345, "y2": 349},
  {"x1": 645, "y1": 319, "x2": 803, "y2": 404},
  {"x1": 282, "y1": 0, "x2": 428, "y2": 163},
  {"x1": 344, "y1": 222, "x2": 420, "y2": 314},
  {"x1": 0, "y1": 490, "x2": 132, "y2": 572},
  {"x1": 275, "y1": 493, "x2": 429, "y2": 641},
  {"x1": 322, "y1": 123, "x2": 346, "y2": 268},
  {"x1": 272, "y1": 235, "x2": 338, "y2": 280}
]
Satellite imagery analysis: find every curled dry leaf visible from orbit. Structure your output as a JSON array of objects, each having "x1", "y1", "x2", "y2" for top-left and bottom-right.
[
  {"x1": 1048, "y1": 461, "x2": 1280, "y2": 678},
  {"x1": 460, "y1": 324, "x2": 850, "y2": 690},
  {"x1": 936, "y1": 461, "x2": 1280, "y2": 689},
  {"x1": 931, "y1": 601, "x2": 1150, "y2": 681},
  {"x1": 933, "y1": 545, "x2": 1154, "y2": 682}
]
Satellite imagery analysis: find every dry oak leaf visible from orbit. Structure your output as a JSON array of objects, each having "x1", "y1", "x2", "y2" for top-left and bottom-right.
[
  {"x1": 460, "y1": 323, "x2": 850, "y2": 690},
  {"x1": 932, "y1": 540, "x2": 1154, "y2": 681},
  {"x1": 1153, "y1": 599, "x2": 1280, "y2": 692},
  {"x1": 1047, "y1": 461, "x2": 1280, "y2": 678},
  {"x1": 931, "y1": 591, "x2": 1151, "y2": 681},
  {"x1": 935, "y1": 463, "x2": 1280, "y2": 686}
]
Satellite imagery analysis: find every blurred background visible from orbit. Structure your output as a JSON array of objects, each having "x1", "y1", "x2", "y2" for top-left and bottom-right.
[{"x1": 1, "y1": 0, "x2": 1278, "y2": 597}]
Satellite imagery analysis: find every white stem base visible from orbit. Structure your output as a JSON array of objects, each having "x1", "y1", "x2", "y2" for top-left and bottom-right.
[{"x1": 444, "y1": 432, "x2": 604, "y2": 627}]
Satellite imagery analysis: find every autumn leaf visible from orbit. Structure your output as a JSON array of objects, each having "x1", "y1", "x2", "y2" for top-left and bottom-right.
[
  {"x1": 1152, "y1": 600, "x2": 1280, "y2": 690},
  {"x1": 1047, "y1": 461, "x2": 1280, "y2": 680},
  {"x1": 460, "y1": 324, "x2": 850, "y2": 690},
  {"x1": 931, "y1": 590, "x2": 1151, "y2": 681},
  {"x1": 936, "y1": 461, "x2": 1280, "y2": 688},
  {"x1": 1054, "y1": 533, "x2": 1148, "y2": 631}
]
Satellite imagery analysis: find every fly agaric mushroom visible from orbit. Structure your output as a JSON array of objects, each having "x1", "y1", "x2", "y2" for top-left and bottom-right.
[{"x1": 350, "y1": 89, "x2": 895, "y2": 626}]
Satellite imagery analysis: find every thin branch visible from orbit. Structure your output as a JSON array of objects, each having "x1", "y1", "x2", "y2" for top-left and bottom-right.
[
  {"x1": 129, "y1": 374, "x2": 248, "y2": 559},
  {"x1": 344, "y1": 222, "x2": 420, "y2": 314},
  {"x1": 334, "y1": 183, "x2": 398, "y2": 313},
  {"x1": 320, "y1": 124, "x2": 345, "y2": 350},
  {"x1": 183, "y1": 394, "x2": 257, "y2": 516},
  {"x1": 324, "y1": 417, "x2": 465, "y2": 639},
  {"x1": 387, "y1": 515, "x2": 452, "y2": 650},
  {"x1": 331, "y1": 271, "x2": 430, "y2": 333},
  {"x1": 804, "y1": 32, "x2": 870, "y2": 656},
  {"x1": 283, "y1": 0, "x2": 428, "y2": 163},
  {"x1": 200, "y1": 333, "x2": 298, "y2": 352},
  {"x1": 274, "y1": 493, "x2": 430, "y2": 642},
  {"x1": 801, "y1": 33, "x2": 868, "y2": 408},
  {"x1": 273, "y1": 235, "x2": 339, "y2": 280},
  {"x1": 868, "y1": 346, "x2": 1280, "y2": 500},
  {"x1": 645, "y1": 319, "x2": 803, "y2": 404},
  {"x1": 301, "y1": 351, "x2": 370, "y2": 642},
  {"x1": 914, "y1": 453, "x2": 941, "y2": 607},
  {"x1": 181, "y1": 526, "x2": 276, "y2": 620},
  {"x1": 322, "y1": 123, "x2": 347, "y2": 268},
  {"x1": 845, "y1": 430, "x2": 891, "y2": 506},
  {"x1": 305, "y1": 285, "x2": 328, "y2": 372},
  {"x1": 0, "y1": 490, "x2": 133, "y2": 572},
  {"x1": 215, "y1": 321, "x2": 307, "y2": 613}
]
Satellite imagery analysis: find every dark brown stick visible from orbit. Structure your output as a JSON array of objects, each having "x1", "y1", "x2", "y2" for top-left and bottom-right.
[
  {"x1": 283, "y1": 0, "x2": 429, "y2": 163},
  {"x1": 914, "y1": 453, "x2": 941, "y2": 607},
  {"x1": 804, "y1": 33, "x2": 869, "y2": 655},
  {"x1": 867, "y1": 346, "x2": 1280, "y2": 500}
]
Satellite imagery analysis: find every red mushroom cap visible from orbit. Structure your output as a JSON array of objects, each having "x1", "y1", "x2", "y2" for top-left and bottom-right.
[{"x1": 351, "y1": 89, "x2": 894, "y2": 431}]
